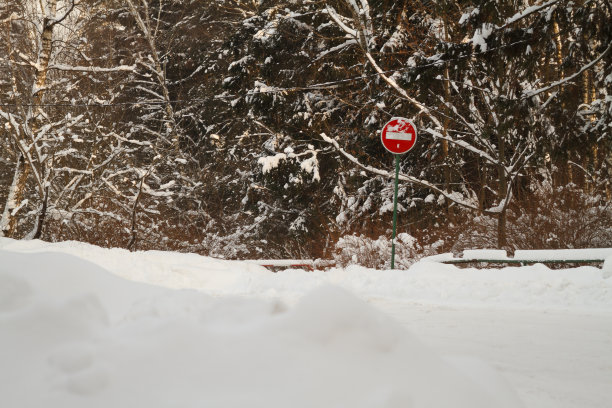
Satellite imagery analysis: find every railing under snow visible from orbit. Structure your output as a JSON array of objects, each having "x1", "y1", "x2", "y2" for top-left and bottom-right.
[
  {"x1": 253, "y1": 259, "x2": 336, "y2": 272},
  {"x1": 252, "y1": 249, "x2": 612, "y2": 271},
  {"x1": 421, "y1": 248, "x2": 612, "y2": 267}
]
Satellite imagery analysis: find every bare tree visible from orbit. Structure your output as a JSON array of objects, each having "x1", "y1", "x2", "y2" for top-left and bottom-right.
[{"x1": 0, "y1": 0, "x2": 134, "y2": 238}]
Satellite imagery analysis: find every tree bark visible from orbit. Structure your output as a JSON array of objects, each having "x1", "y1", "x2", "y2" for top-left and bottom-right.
[
  {"x1": 127, "y1": 175, "x2": 146, "y2": 251},
  {"x1": 497, "y1": 209, "x2": 507, "y2": 249},
  {"x1": 553, "y1": 18, "x2": 564, "y2": 85},
  {"x1": 1, "y1": 0, "x2": 58, "y2": 238},
  {"x1": 32, "y1": 186, "x2": 50, "y2": 240},
  {"x1": 1, "y1": 155, "x2": 29, "y2": 237},
  {"x1": 442, "y1": 22, "x2": 453, "y2": 220},
  {"x1": 497, "y1": 133, "x2": 508, "y2": 249}
]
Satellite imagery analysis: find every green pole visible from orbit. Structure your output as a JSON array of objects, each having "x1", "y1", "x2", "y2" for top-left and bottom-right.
[{"x1": 391, "y1": 154, "x2": 400, "y2": 269}]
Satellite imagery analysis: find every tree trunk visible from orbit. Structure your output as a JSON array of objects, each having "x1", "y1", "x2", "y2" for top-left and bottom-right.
[
  {"x1": 478, "y1": 158, "x2": 486, "y2": 212},
  {"x1": 32, "y1": 186, "x2": 50, "y2": 240},
  {"x1": 442, "y1": 23, "x2": 453, "y2": 221},
  {"x1": 1, "y1": 155, "x2": 29, "y2": 237},
  {"x1": 553, "y1": 18, "x2": 564, "y2": 82},
  {"x1": 127, "y1": 175, "x2": 146, "y2": 251},
  {"x1": 1, "y1": 1, "x2": 57, "y2": 238},
  {"x1": 496, "y1": 133, "x2": 509, "y2": 249},
  {"x1": 497, "y1": 209, "x2": 507, "y2": 249}
]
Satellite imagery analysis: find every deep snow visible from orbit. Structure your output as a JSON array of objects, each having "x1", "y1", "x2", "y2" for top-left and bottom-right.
[
  {"x1": 1, "y1": 237, "x2": 611, "y2": 407},
  {"x1": 1, "y1": 237, "x2": 610, "y2": 312}
]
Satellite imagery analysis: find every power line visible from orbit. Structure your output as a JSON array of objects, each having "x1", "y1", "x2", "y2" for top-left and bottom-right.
[{"x1": 0, "y1": 37, "x2": 536, "y2": 109}]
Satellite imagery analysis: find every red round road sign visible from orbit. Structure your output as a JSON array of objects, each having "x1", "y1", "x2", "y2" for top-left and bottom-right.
[{"x1": 380, "y1": 117, "x2": 417, "y2": 154}]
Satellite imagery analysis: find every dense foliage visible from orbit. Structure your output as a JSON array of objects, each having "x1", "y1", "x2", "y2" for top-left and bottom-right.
[{"x1": 1, "y1": 0, "x2": 610, "y2": 263}]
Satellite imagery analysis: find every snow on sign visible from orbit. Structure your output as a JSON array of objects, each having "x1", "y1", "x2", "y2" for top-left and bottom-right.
[{"x1": 381, "y1": 117, "x2": 417, "y2": 154}]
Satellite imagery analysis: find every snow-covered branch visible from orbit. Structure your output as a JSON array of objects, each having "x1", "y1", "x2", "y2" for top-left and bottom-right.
[
  {"x1": 0, "y1": 13, "x2": 19, "y2": 24},
  {"x1": 47, "y1": 0, "x2": 76, "y2": 27},
  {"x1": 319, "y1": 133, "x2": 480, "y2": 212},
  {"x1": 363, "y1": 52, "x2": 443, "y2": 129},
  {"x1": 498, "y1": 0, "x2": 560, "y2": 30},
  {"x1": 425, "y1": 128, "x2": 498, "y2": 166},
  {"x1": 326, "y1": 2, "x2": 443, "y2": 129},
  {"x1": 325, "y1": 6, "x2": 358, "y2": 39},
  {"x1": 524, "y1": 41, "x2": 612, "y2": 99},
  {"x1": 47, "y1": 64, "x2": 136, "y2": 73}
]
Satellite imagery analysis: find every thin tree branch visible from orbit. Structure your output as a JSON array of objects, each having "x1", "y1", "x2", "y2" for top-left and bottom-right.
[{"x1": 524, "y1": 41, "x2": 612, "y2": 99}]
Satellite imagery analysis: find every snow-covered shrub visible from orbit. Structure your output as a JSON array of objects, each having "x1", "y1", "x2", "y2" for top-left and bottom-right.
[
  {"x1": 448, "y1": 215, "x2": 495, "y2": 252},
  {"x1": 507, "y1": 182, "x2": 612, "y2": 249},
  {"x1": 451, "y1": 182, "x2": 612, "y2": 252},
  {"x1": 333, "y1": 233, "x2": 422, "y2": 269}
]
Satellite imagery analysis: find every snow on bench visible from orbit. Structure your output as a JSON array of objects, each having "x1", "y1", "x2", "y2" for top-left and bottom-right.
[
  {"x1": 421, "y1": 248, "x2": 612, "y2": 266},
  {"x1": 513, "y1": 248, "x2": 612, "y2": 262},
  {"x1": 253, "y1": 259, "x2": 336, "y2": 272}
]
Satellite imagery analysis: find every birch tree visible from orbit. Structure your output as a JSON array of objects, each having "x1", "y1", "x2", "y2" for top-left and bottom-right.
[{"x1": 0, "y1": 0, "x2": 134, "y2": 239}]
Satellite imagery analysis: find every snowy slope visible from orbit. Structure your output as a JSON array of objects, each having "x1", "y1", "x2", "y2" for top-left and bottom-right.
[
  {"x1": 1, "y1": 243, "x2": 524, "y2": 408},
  {"x1": 1, "y1": 238, "x2": 611, "y2": 408}
]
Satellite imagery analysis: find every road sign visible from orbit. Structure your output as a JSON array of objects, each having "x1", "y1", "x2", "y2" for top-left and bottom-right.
[
  {"x1": 381, "y1": 117, "x2": 417, "y2": 154},
  {"x1": 380, "y1": 117, "x2": 418, "y2": 269}
]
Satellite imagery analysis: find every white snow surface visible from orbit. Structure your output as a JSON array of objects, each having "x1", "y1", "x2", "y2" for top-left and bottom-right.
[
  {"x1": 462, "y1": 248, "x2": 509, "y2": 260},
  {"x1": 1, "y1": 238, "x2": 609, "y2": 312},
  {"x1": 1, "y1": 237, "x2": 611, "y2": 408},
  {"x1": 514, "y1": 248, "x2": 612, "y2": 261}
]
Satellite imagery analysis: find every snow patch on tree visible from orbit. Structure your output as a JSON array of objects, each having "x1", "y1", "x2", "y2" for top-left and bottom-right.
[{"x1": 471, "y1": 23, "x2": 494, "y2": 52}]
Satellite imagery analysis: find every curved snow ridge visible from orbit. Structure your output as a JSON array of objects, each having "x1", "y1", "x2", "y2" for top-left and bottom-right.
[
  {"x1": 0, "y1": 237, "x2": 610, "y2": 312},
  {"x1": 0, "y1": 237, "x2": 270, "y2": 292}
]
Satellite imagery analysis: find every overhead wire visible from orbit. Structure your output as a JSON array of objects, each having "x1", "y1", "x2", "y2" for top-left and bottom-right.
[{"x1": 0, "y1": 36, "x2": 538, "y2": 109}]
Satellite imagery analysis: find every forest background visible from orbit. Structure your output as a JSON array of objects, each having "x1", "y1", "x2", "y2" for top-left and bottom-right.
[{"x1": 1, "y1": 0, "x2": 610, "y2": 266}]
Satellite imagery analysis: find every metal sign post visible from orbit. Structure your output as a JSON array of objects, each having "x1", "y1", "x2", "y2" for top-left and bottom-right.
[
  {"x1": 380, "y1": 117, "x2": 417, "y2": 269},
  {"x1": 391, "y1": 154, "x2": 400, "y2": 269}
]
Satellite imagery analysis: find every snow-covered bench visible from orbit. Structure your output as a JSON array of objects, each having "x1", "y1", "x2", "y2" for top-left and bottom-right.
[
  {"x1": 422, "y1": 248, "x2": 612, "y2": 267},
  {"x1": 255, "y1": 259, "x2": 336, "y2": 272}
]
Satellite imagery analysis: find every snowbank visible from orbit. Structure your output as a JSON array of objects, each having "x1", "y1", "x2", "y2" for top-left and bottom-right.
[
  {"x1": 0, "y1": 247, "x2": 523, "y2": 408},
  {"x1": 0, "y1": 238, "x2": 610, "y2": 312}
]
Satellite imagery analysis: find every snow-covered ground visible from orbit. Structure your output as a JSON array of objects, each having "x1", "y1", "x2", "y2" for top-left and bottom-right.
[{"x1": 1, "y1": 238, "x2": 611, "y2": 408}]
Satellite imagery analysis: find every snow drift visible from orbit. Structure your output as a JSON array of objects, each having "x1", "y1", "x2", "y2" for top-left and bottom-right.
[
  {"x1": 0, "y1": 247, "x2": 526, "y2": 408},
  {"x1": 1, "y1": 238, "x2": 610, "y2": 312}
]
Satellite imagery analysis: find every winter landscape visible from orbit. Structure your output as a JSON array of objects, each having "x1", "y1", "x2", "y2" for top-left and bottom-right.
[{"x1": 1, "y1": 1, "x2": 611, "y2": 407}]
